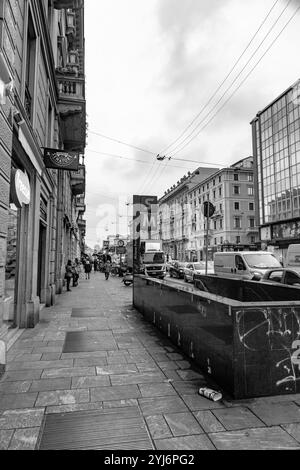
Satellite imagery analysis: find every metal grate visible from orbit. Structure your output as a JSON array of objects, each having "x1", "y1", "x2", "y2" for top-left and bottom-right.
[
  {"x1": 39, "y1": 407, "x2": 153, "y2": 450},
  {"x1": 63, "y1": 331, "x2": 118, "y2": 352},
  {"x1": 71, "y1": 308, "x2": 104, "y2": 318}
]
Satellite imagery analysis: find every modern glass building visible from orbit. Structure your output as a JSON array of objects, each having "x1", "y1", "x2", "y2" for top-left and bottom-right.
[{"x1": 251, "y1": 78, "x2": 300, "y2": 261}]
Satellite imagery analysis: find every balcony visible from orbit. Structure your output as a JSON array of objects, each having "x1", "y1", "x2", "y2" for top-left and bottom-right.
[
  {"x1": 56, "y1": 69, "x2": 86, "y2": 153},
  {"x1": 53, "y1": 0, "x2": 83, "y2": 9},
  {"x1": 75, "y1": 195, "x2": 85, "y2": 213},
  {"x1": 70, "y1": 164, "x2": 85, "y2": 195},
  {"x1": 78, "y1": 217, "x2": 86, "y2": 236}
]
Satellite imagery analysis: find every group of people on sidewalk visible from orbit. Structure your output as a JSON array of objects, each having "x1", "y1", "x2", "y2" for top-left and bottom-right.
[{"x1": 65, "y1": 255, "x2": 113, "y2": 291}]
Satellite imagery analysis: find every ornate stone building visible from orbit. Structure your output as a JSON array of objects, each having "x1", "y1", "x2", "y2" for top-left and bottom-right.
[{"x1": 0, "y1": 0, "x2": 86, "y2": 372}]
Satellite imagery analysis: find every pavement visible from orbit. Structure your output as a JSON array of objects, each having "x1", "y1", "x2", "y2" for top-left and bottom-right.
[{"x1": 0, "y1": 271, "x2": 300, "y2": 450}]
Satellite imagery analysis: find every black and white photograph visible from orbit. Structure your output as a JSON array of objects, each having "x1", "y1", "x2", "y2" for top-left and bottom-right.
[{"x1": 0, "y1": 0, "x2": 300, "y2": 454}]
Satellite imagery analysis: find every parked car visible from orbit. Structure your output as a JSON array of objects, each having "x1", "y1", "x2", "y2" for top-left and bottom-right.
[
  {"x1": 261, "y1": 268, "x2": 300, "y2": 286},
  {"x1": 184, "y1": 261, "x2": 214, "y2": 283},
  {"x1": 169, "y1": 262, "x2": 187, "y2": 279}
]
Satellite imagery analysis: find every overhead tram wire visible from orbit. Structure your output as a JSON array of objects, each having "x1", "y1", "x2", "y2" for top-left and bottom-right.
[
  {"x1": 141, "y1": 1, "x2": 299, "y2": 194},
  {"x1": 164, "y1": 0, "x2": 294, "y2": 159},
  {"x1": 159, "y1": 0, "x2": 281, "y2": 157},
  {"x1": 87, "y1": 148, "x2": 197, "y2": 170},
  {"x1": 167, "y1": 4, "x2": 300, "y2": 158},
  {"x1": 88, "y1": 131, "x2": 156, "y2": 156},
  {"x1": 140, "y1": 0, "x2": 283, "y2": 192}
]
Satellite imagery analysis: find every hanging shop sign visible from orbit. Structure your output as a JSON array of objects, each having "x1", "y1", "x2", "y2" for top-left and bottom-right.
[
  {"x1": 44, "y1": 148, "x2": 79, "y2": 171},
  {"x1": 10, "y1": 169, "x2": 31, "y2": 208}
]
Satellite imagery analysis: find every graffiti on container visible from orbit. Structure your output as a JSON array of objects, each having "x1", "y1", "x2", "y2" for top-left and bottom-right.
[{"x1": 236, "y1": 307, "x2": 300, "y2": 390}]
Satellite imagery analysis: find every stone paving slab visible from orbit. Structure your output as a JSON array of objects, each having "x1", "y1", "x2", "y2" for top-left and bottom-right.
[
  {"x1": 248, "y1": 402, "x2": 300, "y2": 426},
  {"x1": 155, "y1": 434, "x2": 215, "y2": 450},
  {"x1": 164, "y1": 412, "x2": 204, "y2": 436},
  {"x1": 208, "y1": 426, "x2": 300, "y2": 450},
  {"x1": 212, "y1": 407, "x2": 265, "y2": 430}
]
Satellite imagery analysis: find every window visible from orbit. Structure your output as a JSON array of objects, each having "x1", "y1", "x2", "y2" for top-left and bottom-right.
[
  {"x1": 220, "y1": 236, "x2": 223, "y2": 244},
  {"x1": 219, "y1": 176, "x2": 222, "y2": 183},
  {"x1": 236, "y1": 236, "x2": 241, "y2": 244},
  {"x1": 214, "y1": 238, "x2": 217, "y2": 245},
  {"x1": 234, "y1": 202, "x2": 240, "y2": 210},
  {"x1": 234, "y1": 186, "x2": 240, "y2": 195},
  {"x1": 249, "y1": 218, "x2": 255, "y2": 228},
  {"x1": 214, "y1": 221, "x2": 217, "y2": 230},
  {"x1": 234, "y1": 217, "x2": 241, "y2": 229},
  {"x1": 250, "y1": 236, "x2": 256, "y2": 243},
  {"x1": 25, "y1": 9, "x2": 37, "y2": 121},
  {"x1": 248, "y1": 187, "x2": 254, "y2": 196},
  {"x1": 235, "y1": 255, "x2": 245, "y2": 270},
  {"x1": 220, "y1": 219, "x2": 223, "y2": 229},
  {"x1": 213, "y1": 191, "x2": 216, "y2": 199},
  {"x1": 248, "y1": 174, "x2": 254, "y2": 182},
  {"x1": 285, "y1": 271, "x2": 300, "y2": 286},
  {"x1": 219, "y1": 187, "x2": 222, "y2": 197},
  {"x1": 234, "y1": 173, "x2": 239, "y2": 181},
  {"x1": 249, "y1": 202, "x2": 254, "y2": 211},
  {"x1": 219, "y1": 203, "x2": 223, "y2": 212}
]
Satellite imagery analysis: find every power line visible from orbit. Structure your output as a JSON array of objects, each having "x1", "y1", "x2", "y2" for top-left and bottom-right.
[
  {"x1": 139, "y1": 0, "x2": 284, "y2": 192},
  {"x1": 88, "y1": 130, "x2": 155, "y2": 155},
  {"x1": 168, "y1": 4, "x2": 300, "y2": 155},
  {"x1": 159, "y1": 0, "x2": 282, "y2": 156},
  {"x1": 87, "y1": 148, "x2": 199, "y2": 170},
  {"x1": 165, "y1": 0, "x2": 294, "y2": 159}
]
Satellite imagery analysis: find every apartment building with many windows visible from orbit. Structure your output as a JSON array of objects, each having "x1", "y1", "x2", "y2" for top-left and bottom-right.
[
  {"x1": 187, "y1": 157, "x2": 258, "y2": 261},
  {"x1": 158, "y1": 168, "x2": 218, "y2": 261}
]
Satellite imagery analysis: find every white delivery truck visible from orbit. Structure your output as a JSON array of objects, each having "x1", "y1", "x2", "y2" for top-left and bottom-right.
[
  {"x1": 125, "y1": 240, "x2": 166, "y2": 279},
  {"x1": 140, "y1": 240, "x2": 166, "y2": 279},
  {"x1": 285, "y1": 244, "x2": 300, "y2": 274},
  {"x1": 214, "y1": 251, "x2": 282, "y2": 280}
]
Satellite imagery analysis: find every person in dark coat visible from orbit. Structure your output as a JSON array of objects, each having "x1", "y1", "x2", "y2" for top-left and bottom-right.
[
  {"x1": 84, "y1": 259, "x2": 92, "y2": 279},
  {"x1": 65, "y1": 260, "x2": 73, "y2": 292}
]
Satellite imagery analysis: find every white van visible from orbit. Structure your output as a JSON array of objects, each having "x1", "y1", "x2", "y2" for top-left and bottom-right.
[
  {"x1": 214, "y1": 251, "x2": 282, "y2": 280},
  {"x1": 285, "y1": 244, "x2": 300, "y2": 274}
]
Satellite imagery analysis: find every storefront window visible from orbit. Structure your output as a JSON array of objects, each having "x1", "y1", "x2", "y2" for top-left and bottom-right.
[{"x1": 4, "y1": 204, "x2": 19, "y2": 320}]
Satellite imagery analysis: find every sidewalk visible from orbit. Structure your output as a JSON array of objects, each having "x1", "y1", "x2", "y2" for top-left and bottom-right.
[{"x1": 0, "y1": 271, "x2": 300, "y2": 450}]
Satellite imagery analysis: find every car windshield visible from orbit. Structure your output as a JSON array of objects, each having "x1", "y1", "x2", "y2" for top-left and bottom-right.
[
  {"x1": 193, "y1": 263, "x2": 205, "y2": 270},
  {"x1": 244, "y1": 253, "x2": 281, "y2": 269},
  {"x1": 143, "y1": 252, "x2": 165, "y2": 264},
  {"x1": 178, "y1": 263, "x2": 186, "y2": 268}
]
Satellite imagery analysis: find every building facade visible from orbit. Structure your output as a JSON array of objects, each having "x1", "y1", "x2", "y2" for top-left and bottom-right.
[
  {"x1": 187, "y1": 157, "x2": 259, "y2": 261},
  {"x1": 158, "y1": 158, "x2": 259, "y2": 262},
  {"x1": 0, "y1": 0, "x2": 86, "y2": 370},
  {"x1": 158, "y1": 168, "x2": 219, "y2": 261},
  {"x1": 251, "y1": 78, "x2": 300, "y2": 262}
]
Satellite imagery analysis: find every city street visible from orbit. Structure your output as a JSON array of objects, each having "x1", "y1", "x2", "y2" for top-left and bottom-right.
[{"x1": 0, "y1": 272, "x2": 300, "y2": 450}]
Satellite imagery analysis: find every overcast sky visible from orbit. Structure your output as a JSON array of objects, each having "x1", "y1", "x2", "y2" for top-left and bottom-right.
[{"x1": 84, "y1": 0, "x2": 300, "y2": 248}]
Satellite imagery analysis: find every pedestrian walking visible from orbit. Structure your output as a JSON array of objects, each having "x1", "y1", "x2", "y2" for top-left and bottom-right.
[
  {"x1": 93, "y1": 257, "x2": 98, "y2": 272},
  {"x1": 72, "y1": 260, "x2": 79, "y2": 287},
  {"x1": 84, "y1": 258, "x2": 92, "y2": 279},
  {"x1": 65, "y1": 260, "x2": 73, "y2": 292},
  {"x1": 104, "y1": 261, "x2": 111, "y2": 280}
]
